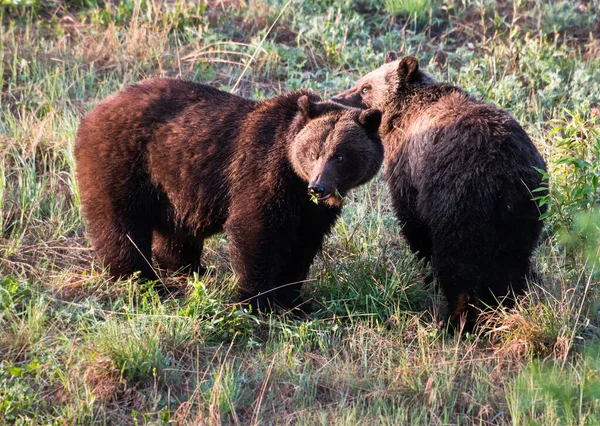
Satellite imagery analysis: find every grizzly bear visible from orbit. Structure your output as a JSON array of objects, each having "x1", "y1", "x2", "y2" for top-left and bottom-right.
[
  {"x1": 332, "y1": 55, "x2": 547, "y2": 328},
  {"x1": 75, "y1": 78, "x2": 383, "y2": 311}
]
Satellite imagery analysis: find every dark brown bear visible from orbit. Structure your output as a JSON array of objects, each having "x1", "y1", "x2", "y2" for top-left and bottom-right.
[
  {"x1": 75, "y1": 78, "x2": 383, "y2": 311},
  {"x1": 333, "y1": 55, "x2": 547, "y2": 329}
]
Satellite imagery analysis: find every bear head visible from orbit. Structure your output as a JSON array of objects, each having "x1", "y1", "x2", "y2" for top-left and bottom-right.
[
  {"x1": 330, "y1": 53, "x2": 435, "y2": 110},
  {"x1": 289, "y1": 95, "x2": 384, "y2": 208}
]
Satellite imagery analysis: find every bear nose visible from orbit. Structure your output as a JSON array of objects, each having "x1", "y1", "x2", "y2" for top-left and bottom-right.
[{"x1": 308, "y1": 183, "x2": 325, "y2": 197}]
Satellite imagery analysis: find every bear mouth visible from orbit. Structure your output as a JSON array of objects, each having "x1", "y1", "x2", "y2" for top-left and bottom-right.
[
  {"x1": 316, "y1": 191, "x2": 344, "y2": 208},
  {"x1": 308, "y1": 189, "x2": 343, "y2": 206},
  {"x1": 324, "y1": 192, "x2": 343, "y2": 208},
  {"x1": 322, "y1": 189, "x2": 344, "y2": 202}
]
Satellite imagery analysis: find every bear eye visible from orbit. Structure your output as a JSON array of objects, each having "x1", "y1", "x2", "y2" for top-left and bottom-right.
[
  {"x1": 334, "y1": 154, "x2": 344, "y2": 163},
  {"x1": 310, "y1": 152, "x2": 318, "y2": 161},
  {"x1": 361, "y1": 85, "x2": 371, "y2": 94}
]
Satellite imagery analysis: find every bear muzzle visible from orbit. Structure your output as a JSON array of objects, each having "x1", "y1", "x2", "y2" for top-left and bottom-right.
[
  {"x1": 330, "y1": 88, "x2": 365, "y2": 109},
  {"x1": 307, "y1": 180, "x2": 342, "y2": 207},
  {"x1": 308, "y1": 182, "x2": 326, "y2": 198}
]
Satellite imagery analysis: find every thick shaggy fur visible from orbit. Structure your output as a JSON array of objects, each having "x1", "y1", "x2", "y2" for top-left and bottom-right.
[
  {"x1": 76, "y1": 78, "x2": 383, "y2": 310},
  {"x1": 333, "y1": 56, "x2": 547, "y2": 327}
]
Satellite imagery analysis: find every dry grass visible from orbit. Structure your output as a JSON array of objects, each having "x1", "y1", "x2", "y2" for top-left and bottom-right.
[{"x1": 1, "y1": 0, "x2": 600, "y2": 424}]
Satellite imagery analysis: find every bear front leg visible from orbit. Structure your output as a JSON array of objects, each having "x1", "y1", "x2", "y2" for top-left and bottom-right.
[
  {"x1": 274, "y1": 255, "x2": 312, "y2": 313},
  {"x1": 275, "y1": 237, "x2": 330, "y2": 313},
  {"x1": 225, "y1": 213, "x2": 286, "y2": 313},
  {"x1": 274, "y1": 207, "x2": 339, "y2": 314}
]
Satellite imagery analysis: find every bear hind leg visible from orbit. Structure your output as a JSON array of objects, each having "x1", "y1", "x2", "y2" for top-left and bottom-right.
[
  {"x1": 399, "y1": 219, "x2": 434, "y2": 286},
  {"x1": 91, "y1": 213, "x2": 157, "y2": 281},
  {"x1": 153, "y1": 229, "x2": 206, "y2": 276},
  {"x1": 401, "y1": 223, "x2": 432, "y2": 263},
  {"x1": 479, "y1": 253, "x2": 530, "y2": 311},
  {"x1": 431, "y1": 250, "x2": 492, "y2": 332}
]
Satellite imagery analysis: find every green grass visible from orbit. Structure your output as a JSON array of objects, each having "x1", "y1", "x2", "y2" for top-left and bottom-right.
[
  {"x1": 1, "y1": 0, "x2": 600, "y2": 424},
  {"x1": 384, "y1": 0, "x2": 437, "y2": 27}
]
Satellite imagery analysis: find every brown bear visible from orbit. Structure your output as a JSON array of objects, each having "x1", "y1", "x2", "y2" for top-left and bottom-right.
[
  {"x1": 75, "y1": 78, "x2": 383, "y2": 311},
  {"x1": 332, "y1": 55, "x2": 547, "y2": 329}
]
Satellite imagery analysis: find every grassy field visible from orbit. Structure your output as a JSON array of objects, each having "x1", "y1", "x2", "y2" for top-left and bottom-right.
[{"x1": 1, "y1": 0, "x2": 600, "y2": 424}]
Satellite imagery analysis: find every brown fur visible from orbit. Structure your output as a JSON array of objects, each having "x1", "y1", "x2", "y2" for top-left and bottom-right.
[
  {"x1": 333, "y1": 56, "x2": 547, "y2": 330},
  {"x1": 75, "y1": 78, "x2": 383, "y2": 311}
]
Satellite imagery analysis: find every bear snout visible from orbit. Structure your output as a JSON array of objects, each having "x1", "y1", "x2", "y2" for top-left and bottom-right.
[
  {"x1": 307, "y1": 180, "x2": 335, "y2": 201},
  {"x1": 307, "y1": 178, "x2": 342, "y2": 208},
  {"x1": 307, "y1": 182, "x2": 326, "y2": 198},
  {"x1": 330, "y1": 88, "x2": 364, "y2": 109},
  {"x1": 307, "y1": 167, "x2": 337, "y2": 199}
]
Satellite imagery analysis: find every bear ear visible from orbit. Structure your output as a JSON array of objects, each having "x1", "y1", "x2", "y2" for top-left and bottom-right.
[
  {"x1": 297, "y1": 95, "x2": 312, "y2": 118},
  {"x1": 298, "y1": 95, "x2": 327, "y2": 119},
  {"x1": 397, "y1": 56, "x2": 419, "y2": 82},
  {"x1": 384, "y1": 51, "x2": 398, "y2": 64},
  {"x1": 358, "y1": 109, "x2": 382, "y2": 134}
]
